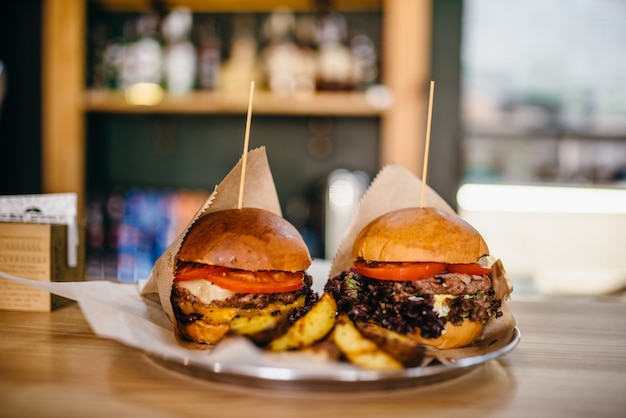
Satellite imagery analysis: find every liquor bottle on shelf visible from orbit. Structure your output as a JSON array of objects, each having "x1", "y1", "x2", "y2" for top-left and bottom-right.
[
  {"x1": 261, "y1": 8, "x2": 315, "y2": 97},
  {"x1": 120, "y1": 13, "x2": 163, "y2": 90},
  {"x1": 350, "y1": 32, "x2": 379, "y2": 90},
  {"x1": 162, "y1": 7, "x2": 197, "y2": 95},
  {"x1": 195, "y1": 16, "x2": 221, "y2": 91},
  {"x1": 315, "y1": 12, "x2": 354, "y2": 91},
  {"x1": 219, "y1": 15, "x2": 262, "y2": 95}
]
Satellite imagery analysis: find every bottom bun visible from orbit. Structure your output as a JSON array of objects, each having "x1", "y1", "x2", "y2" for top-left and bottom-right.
[
  {"x1": 176, "y1": 320, "x2": 230, "y2": 347},
  {"x1": 409, "y1": 319, "x2": 484, "y2": 349}
]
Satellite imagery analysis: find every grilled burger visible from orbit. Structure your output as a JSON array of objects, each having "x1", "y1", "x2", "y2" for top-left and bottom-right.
[
  {"x1": 171, "y1": 207, "x2": 317, "y2": 346},
  {"x1": 324, "y1": 207, "x2": 503, "y2": 349}
]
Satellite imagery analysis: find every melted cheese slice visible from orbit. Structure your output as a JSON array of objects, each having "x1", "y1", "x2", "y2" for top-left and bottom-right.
[
  {"x1": 433, "y1": 294, "x2": 456, "y2": 318},
  {"x1": 177, "y1": 279, "x2": 235, "y2": 305}
]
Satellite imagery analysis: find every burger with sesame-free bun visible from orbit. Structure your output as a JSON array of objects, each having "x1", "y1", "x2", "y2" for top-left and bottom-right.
[
  {"x1": 170, "y1": 207, "x2": 318, "y2": 347},
  {"x1": 325, "y1": 206, "x2": 503, "y2": 350}
]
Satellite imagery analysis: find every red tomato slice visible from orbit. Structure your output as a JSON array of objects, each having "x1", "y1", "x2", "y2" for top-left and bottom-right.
[
  {"x1": 352, "y1": 260, "x2": 447, "y2": 281},
  {"x1": 174, "y1": 264, "x2": 304, "y2": 293},
  {"x1": 446, "y1": 263, "x2": 492, "y2": 276}
]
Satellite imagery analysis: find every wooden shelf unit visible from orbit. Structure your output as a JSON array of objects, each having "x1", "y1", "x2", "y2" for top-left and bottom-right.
[
  {"x1": 42, "y1": 0, "x2": 432, "y2": 218},
  {"x1": 84, "y1": 90, "x2": 386, "y2": 116}
]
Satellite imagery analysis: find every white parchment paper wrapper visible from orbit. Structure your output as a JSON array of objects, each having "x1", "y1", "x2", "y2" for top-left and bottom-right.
[
  {"x1": 0, "y1": 265, "x2": 361, "y2": 374},
  {"x1": 328, "y1": 163, "x2": 455, "y2": 279}
]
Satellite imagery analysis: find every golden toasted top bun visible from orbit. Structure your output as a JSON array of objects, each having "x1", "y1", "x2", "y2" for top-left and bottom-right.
[
  {"x1": 352, "y1": 207, "x2": 489, "y2": 264},
  {"x1": 177, "y1": 208, "x2": 311, "y2": 272},
  {"x1": 409, "y1": 319, "x2": 484, "y2": 349}
]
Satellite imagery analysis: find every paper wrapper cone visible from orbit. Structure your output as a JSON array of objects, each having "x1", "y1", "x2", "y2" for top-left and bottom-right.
[
  {"x1": 329, "y1": 163, "x2": 455, "y2": 278},
  {"x1": 328, "y1": 163, "x2": 516, "y2": 361},
  {"x1": 141, "y1": 147, "x2": 282, "y2": 322}
]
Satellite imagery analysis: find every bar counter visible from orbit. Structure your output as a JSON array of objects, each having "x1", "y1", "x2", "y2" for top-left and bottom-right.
[{"x1": 1, "y1": 295, "x2": 625, "y2": 418}]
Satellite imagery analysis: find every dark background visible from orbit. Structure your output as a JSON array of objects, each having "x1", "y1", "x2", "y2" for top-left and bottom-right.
[{"x1": 0, "y1": 0, "x2": 43, "y2": 195}]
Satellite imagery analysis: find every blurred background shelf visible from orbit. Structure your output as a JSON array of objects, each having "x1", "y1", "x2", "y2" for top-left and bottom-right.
[
  {"x1": 41, "y1": 0, "x2": 443, "y2": 224},
  {"x1": 84, "y1": 89, "x2": 386, "y2": 116}
]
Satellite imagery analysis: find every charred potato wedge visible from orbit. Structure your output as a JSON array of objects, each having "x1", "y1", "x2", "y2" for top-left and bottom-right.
[
  {"x1": 299, "y1": 335, "x2": 343, "y2": 362},
  {"x1": 333, "y1": 314, "x2": 403, "y2": 371},
  {"x1": 355, "y1": 321, "x2": 425, "y2": 367},
  {"x1": 228, "y1": 296, "x2": 307, "y2": 345},
  {"x1": 228, "y1": 311, "x2": 291, "y2": 345},
  {"x1": 268, "y1": 292, "x2": 337, "y2": 351}
]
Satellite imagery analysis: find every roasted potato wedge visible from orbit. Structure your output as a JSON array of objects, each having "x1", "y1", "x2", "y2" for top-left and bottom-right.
[
  {"x1": 268, "y1": 292, "x2": 337, "y2": 351},
  {"x1": 228, "y1": 311, "x2": 290, "y2": 345},
  {"x1": 355, "y1": 321, "x2": 425, "y2": 367},
  {"x1": 229, "y1": 295, "x2": 307, "y2": 345},
  {"x1": 333, "y1": 314, "x2": 403, "y2": 371},
  {"x1": 176, "y1": 302, "x2": 239, "y2": 325},
  {"x1": 229, "y1": 311, "x2": 283, "y2": 334},
  {"x1": 300, "y1": 333, "x2": 344, "y2": 361},
  {"x1": 299, "y1": 334, "x2": 343, "y2": 361}
]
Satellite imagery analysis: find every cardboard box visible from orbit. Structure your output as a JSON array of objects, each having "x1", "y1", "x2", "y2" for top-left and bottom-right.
[{"x1": 0, "y1": 222, "x2": 85, "y2": 311}]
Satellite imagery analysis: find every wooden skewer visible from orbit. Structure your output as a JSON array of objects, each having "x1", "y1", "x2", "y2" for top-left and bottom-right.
[
  {"x1": 420, "y1": 80, "x2": 435, "y2": 208},
  {"x1": 238, "y1": 81, "x2": 255, "y2": 210}
]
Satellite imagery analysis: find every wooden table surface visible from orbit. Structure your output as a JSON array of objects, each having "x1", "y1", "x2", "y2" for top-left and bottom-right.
[{"x1": 1, "y1": 294, "x2": 625, "y2": 418}]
